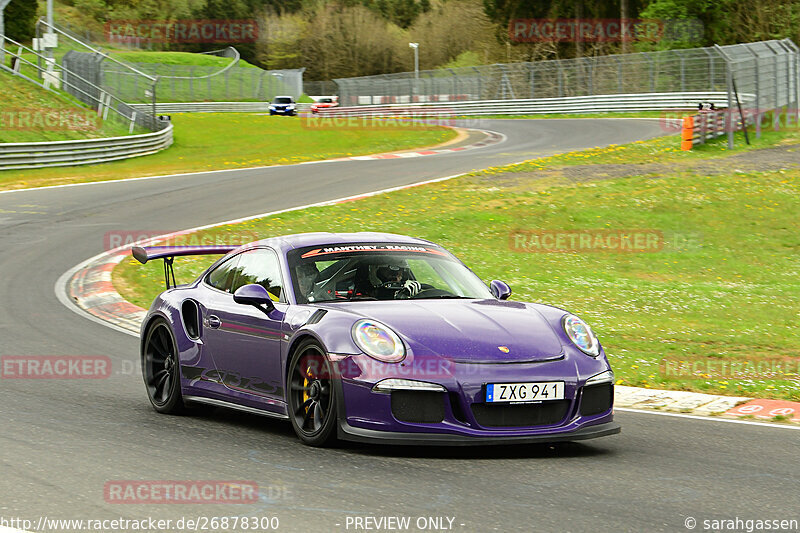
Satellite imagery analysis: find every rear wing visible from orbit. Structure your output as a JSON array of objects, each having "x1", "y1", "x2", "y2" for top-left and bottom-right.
[{"x1": 132, "y1": 245, "x2": 238, "y2": 289}]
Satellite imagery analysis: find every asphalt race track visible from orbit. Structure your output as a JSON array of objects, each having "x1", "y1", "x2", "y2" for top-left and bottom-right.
[{"x1": 1, "y1": 119, "x2": 798, "y2": 532}]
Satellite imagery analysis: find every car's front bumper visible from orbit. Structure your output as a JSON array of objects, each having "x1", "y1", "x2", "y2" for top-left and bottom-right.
[
  {"x1": 331, "y1": 353, "x2": 619, "y2": 445},
  {"x1": 337, "y1": 418, "x2": 620, "y2": 446}
]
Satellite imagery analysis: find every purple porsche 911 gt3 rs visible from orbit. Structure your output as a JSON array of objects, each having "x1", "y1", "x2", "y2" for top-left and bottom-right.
[{"x1": 133, "y1": 232, "x2": 619, "y2": 446}]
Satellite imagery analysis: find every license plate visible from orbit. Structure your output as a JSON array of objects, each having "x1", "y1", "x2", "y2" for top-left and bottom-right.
[{"x1": 485, "y1": 381, "x2": 565, "y2": 403}]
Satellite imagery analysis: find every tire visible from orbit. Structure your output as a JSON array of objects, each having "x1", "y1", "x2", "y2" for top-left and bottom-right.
[
  {"x1": 142, "y1": 318, "x2": 186, "y2": 414},
  {"x1": 287, "y1": 339, "x2": 338, "y2": 446}
]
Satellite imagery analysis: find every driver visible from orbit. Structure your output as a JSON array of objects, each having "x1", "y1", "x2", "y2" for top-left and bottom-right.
[
  {"x1": 295, "y1": 262, "x2": 320, "y2": 301},
  {"x1": 374, "y1": 263, "x2": 421, "y2": 297}
]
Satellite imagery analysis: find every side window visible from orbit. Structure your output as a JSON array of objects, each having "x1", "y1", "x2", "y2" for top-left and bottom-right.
[
  {"x1": 205, "y1": 255, "x2": 240, "y2": 293},
  {"x1": 230, "y1": 249, "x2": 284, "y2": 301}
]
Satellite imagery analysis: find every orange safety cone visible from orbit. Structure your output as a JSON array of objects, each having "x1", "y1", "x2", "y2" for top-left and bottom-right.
[{"x1": 681, "y1": 115, "x2": 694, "y2": 151}]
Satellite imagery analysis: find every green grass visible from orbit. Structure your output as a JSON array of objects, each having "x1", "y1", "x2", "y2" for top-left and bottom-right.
[
  {"x1": 109, "y1": 51, "x2": 259, "y2": 68},
  {"x1": 114, "y1": 126, "x2": 800, "y2": 401},
  {"x1": 0, "y1": 113, "x2": 456, "y2": 190},
  {"x1": 0, "y1": 70, "x2": 136, "y2": 142}
]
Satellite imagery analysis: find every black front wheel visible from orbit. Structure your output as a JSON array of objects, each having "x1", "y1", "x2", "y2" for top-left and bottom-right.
[
  {"x1": 287, "y1": 339, "x2": 338, "y2": 446},
  {"x1": 142, "y1": 319, "x2": 186, "y2": 414}
]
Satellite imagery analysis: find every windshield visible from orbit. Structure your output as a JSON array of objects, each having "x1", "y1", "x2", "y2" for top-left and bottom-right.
[
  {"x1": 274, "y1": 97, "x2": 293, "y2": 104},
  {"x1": 319, "y1": 98, "x2": 333, "y2": 103},
  {"x1": 288, "y1": 243, "x2": 494, "y2": 303}
]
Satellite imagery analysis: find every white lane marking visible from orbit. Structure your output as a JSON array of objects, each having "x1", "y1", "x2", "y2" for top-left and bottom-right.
[
  {"x1": 0, "y1": 127, "x2": 504, "y2": 196},
  {"x1": 617, "y1": 407, "x2": 800, "y2": 431}
]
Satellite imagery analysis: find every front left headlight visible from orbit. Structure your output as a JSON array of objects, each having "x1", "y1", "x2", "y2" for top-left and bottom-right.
[
  {"x1": 268, "y1": 105, "x2": 276, "y2": 110},
  {"x1": 562, "y1": 314, "x2": 600, "y2": 356},
  {"x1": 351, "y1": 319, "x2": 406, "y2": 363}
]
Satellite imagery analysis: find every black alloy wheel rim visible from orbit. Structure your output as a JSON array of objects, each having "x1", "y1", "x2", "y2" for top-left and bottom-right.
[
  {"x1": 145, "y1": 324, "x2": 176, "y2": 406},
  {"x1": 290, "y1": 347, "x2": 332, "y2": 436}
]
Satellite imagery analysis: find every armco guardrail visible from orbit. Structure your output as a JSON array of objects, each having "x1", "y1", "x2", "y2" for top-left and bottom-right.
[
  {"x1": 319, "y1": 92, "x2": 745, "y2": 117},
  {"x1": 0, "y1": 124, "x2": 173, "y2": 170},
  {"x1": 680, "y1": 108, "x2": 753, "y2": 150},
  {"x1": 129, "y1": 102, "x2": 313, "y2": 113}
]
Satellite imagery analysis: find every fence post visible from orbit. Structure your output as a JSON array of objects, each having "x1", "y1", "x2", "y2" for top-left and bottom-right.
[
  {"x1": 763, "y1": 42, "x2": 781, "y2": 130},
  {"x1": 528, "y1": 63, "x2": 535, "y2": 98},
  {"x1": 745, "y1": 47, "x2": 761, "y2": 138},
  {"x1": 714, "y1": 45, "x2": 735, "y2": 149},
  {"x1": 701, "y1": 47, "x2": 715, "y2": 92},
  {"x1": 680, "y1": 54, "x2": 686, "y2": 92},
  {"x1": 129, "y1": 111, "x2": 137, "y2": 134},
  {"x1": 584, "y1": 57, "x2": 594, "y2": 95},
  {"x1": 557, "y1": 63, "x2": 564, "y2": 97},
  {"x1": 789, "y1": 39, "x2": 800, "y2": 125},
  {"x1": 644, "y1": 53, "x2": 655, "y2": 92},
  {"x1": 777, "y1": 40, "x2": 794, "y2": 126},
  {"x1": 96, "y1": 90, "x2": 105, "y2": 116},
  {"x1": 103, "y1": 92, "x2": 111, "y2": 120}
]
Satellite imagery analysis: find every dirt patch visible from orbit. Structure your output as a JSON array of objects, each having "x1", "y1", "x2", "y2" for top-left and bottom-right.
[{"x1": 473, "y1": 143, "x2": 800, "y2": 189}]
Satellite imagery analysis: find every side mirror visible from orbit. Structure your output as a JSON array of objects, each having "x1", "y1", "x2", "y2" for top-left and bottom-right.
[
  {"x1": 233, "y1": 284, "x2": 276, "y2": 313},
  {"x1": 489, "y1": 280, "x2": 512, "y2": 300}
]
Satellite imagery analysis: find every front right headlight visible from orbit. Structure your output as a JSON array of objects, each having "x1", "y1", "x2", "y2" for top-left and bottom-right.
[{"x1": 562, "y1": 314, "x2": 601, "y2": 356}]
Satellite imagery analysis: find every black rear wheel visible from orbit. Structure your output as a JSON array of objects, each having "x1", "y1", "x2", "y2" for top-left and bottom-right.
[
  {"x1": 142, "y1": 319, "x2": 185, "y2": 414},
  {"x1": 287, "y1": 339, "x2": 338, "y2": 446}
]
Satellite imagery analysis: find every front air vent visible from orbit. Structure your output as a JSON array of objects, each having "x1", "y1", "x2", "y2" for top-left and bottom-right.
[
  {"x1": 306, "y1": 309, "x2": 328, "y2": 325},
  {"x1": 391, "y1": 391, "x2": 445, "y2": 423},
  {"x1": 471, "y1": 401, "x2": 570, "y2": 428},
  {"x1": 579, "y1": 384, "x2": 613, "y2": 416},
  {"x1": 181, "y1": 299, "x2": 201, "y2": 340}
]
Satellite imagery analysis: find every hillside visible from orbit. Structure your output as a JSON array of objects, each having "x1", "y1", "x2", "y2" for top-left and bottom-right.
[
  {"x1": 0, "y1": 70, "x2": 133, "y2": 142},
  {"x1": 109, "y1": 50, "x2": 259, "y2": 68}
]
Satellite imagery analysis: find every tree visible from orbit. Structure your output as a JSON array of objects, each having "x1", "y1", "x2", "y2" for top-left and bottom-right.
[{"x1": 4, "y1": 0, "x2": 38, "y2": 42}]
